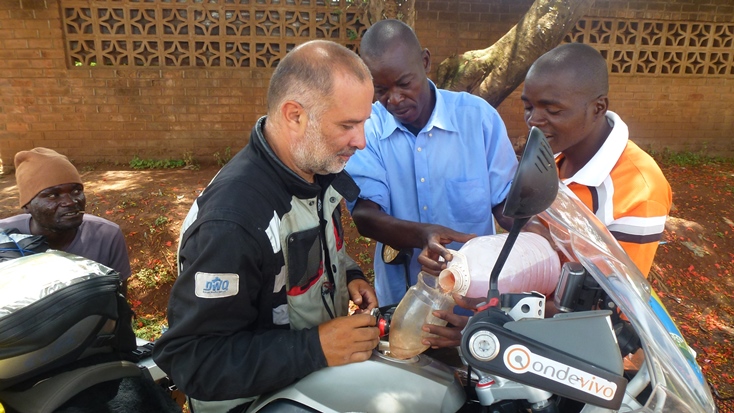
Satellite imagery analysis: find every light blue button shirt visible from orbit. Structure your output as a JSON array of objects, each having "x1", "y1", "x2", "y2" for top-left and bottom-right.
[{"x1": 346, "y1": 82, "x2": 518, "y2": 306}]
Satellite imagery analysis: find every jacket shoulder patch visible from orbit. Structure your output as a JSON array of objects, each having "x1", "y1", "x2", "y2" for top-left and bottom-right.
[{"x1": 195, "y1": 272, "x2": 239, "y2": 298}]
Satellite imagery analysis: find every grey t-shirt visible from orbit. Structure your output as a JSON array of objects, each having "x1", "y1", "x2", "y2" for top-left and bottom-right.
[{"x1": 0, "y1": 213, "x2": 132, "y2": 280}]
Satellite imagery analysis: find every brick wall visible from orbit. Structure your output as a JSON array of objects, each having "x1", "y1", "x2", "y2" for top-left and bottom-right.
[
  {"x1": 0, "y1": 0, "x2": 270, "y2": 171},
  {"x1": 1, "y1": 0, "x2": 733, "y2": 171}
]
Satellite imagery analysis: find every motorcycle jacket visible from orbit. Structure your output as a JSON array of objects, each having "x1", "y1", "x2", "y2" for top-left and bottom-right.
[{"x1": 152, "y1": 116, "x2": 366, "y2": 412}]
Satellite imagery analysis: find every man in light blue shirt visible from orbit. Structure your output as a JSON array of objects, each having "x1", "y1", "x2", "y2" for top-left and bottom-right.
[{"x1": 346, "y1": 19, "x2": 518, "y2": 306}]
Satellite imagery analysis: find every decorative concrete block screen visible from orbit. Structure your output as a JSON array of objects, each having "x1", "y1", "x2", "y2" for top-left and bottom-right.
[
  {"x1": 565, "y1": 18, "x2": 734, "y2": 76},
  {"x1": 60, "y1": 0, "x2": 365, "y2": 68}
]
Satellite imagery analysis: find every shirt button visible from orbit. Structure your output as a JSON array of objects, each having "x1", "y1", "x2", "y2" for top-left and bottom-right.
[
  {"x1": 420, "y1": 178, "x2": 425, "y2": 182},
  {"x1": 329, "y1": 197, "x2": 336, "y2": 203},
  {"x1": 423, "y1": 205, "x2": 428, "y2": 210},
  {"x1": 428, "y1": 133, "x2": 433, "y2": 137},
  {"x1": 417, "y1": 147, "x2": 422, "y2": 152},
  {"x1": 332, "y1": 264, "x2": 337, "y2": 272}
]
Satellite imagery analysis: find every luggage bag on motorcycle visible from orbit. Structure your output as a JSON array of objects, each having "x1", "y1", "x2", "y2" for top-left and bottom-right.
[{"x1": 0, "y1": 250, "x2": 136, "y2": 391}]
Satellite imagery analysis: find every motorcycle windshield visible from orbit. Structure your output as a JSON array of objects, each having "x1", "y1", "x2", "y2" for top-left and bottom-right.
[{"x1": 538, "y1": 183, "x2": 716, "y2": 413}]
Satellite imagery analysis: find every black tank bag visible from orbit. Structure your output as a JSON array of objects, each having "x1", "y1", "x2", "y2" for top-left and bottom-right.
[{"x1": 0, "y1": 250, "x2": 136, "y2": 392}]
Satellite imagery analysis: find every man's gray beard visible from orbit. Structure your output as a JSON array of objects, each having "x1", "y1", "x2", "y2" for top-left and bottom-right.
[{"x1": 293, "y1": 121, "x2": 345, "y2": 176}]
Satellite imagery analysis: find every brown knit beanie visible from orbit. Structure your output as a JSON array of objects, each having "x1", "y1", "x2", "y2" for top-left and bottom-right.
[{"x1": 14, "y1": 148, "x2": 83, "y2": 207}]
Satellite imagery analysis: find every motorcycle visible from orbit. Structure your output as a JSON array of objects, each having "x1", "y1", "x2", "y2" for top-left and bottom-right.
[{"x1": 244, "y1": 128, "x2": 718, "y2": 413}]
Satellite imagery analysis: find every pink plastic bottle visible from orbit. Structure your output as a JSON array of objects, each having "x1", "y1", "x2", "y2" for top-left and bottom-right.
[{"x1": 438, "y1": 232, "x2": 561, "y2": 299}]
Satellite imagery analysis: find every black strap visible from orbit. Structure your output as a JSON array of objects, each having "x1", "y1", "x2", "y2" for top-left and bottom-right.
[
  {"x1": 317, "y1": 198, "x2": 336, "y2": 319},
  {"x1": 0, "y1": 227, "x2": 49, "y2": 262}
]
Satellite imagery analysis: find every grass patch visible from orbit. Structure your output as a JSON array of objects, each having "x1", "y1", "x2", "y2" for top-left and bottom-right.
[
  {"x1": 134, "y1": 263, "x2": 176, "y2": 289},
  {"x1": 133, "y1": 313, "x2": 168, "y2": 341},
  {"x1": 130, "y1": 156, "x2": 186, "y2": 170},
  {"x1": 651, "y1": 148, "x2": 734, "y2": 168},
  {"x1": 182, "y1": 151, "x2": 199, "y2": 170},
  {"x1": 213, "y1": 147, "x2": 233, "y2": 167},
  {"x1": 658, "y1": 150, "x2": 708, "y2": 167},
  {"x1": 357, "y1": 251, "x2": 372, "y2": 265}
]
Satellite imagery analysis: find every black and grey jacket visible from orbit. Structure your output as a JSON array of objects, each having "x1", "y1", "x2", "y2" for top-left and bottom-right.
[{"x1": 152, "y1": 117, "x2": 366, "y2": 412}]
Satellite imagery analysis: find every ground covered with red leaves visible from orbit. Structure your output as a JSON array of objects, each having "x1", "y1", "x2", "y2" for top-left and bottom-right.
[
  {"x1": 0, "y1": 158, "x2": 732, "y2": 411},
  {"x1": 651, "y1": 162, "x2": 734, "y2": 411}
]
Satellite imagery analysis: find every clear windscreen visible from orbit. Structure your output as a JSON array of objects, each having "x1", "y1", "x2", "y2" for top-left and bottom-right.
[{"x1": 538, "y1": 183, "x2": 716, "y2": 413}]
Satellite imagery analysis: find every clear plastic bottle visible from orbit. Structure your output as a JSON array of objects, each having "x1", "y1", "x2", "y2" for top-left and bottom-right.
[
  {"x1": 388, "y1": 272, "x2": 455, "y2": 360},
  {"x1": 438, "y1": 232, "x2": 561, "y2": 298}
]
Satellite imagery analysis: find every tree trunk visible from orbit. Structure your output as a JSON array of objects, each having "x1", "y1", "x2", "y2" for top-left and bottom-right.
[
  {"x1": 435, "y1": 0, "x2": 594, "y2": 108},
  {"x1": 364, "y1": 0, "x2": 415, "y2": 27},
  {"x1": 400, "y1": 1, "x2": 415, "y2": 28}
]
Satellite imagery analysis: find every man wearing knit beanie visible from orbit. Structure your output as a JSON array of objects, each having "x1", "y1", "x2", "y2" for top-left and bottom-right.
[{"x1": 0, "y1": 148, "x2": 132, "y2": 286}]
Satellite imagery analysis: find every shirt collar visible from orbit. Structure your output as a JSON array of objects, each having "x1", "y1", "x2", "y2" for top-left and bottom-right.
[
  {"x1": 559, "y1": 111, "x2": 628, "y2": 187},
  {"x1": 377, "y1": 80, "x2": 459, "y2": 139}
]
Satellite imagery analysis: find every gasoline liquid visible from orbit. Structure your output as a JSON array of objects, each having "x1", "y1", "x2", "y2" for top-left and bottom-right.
[{"x1": 388, "y1": 272, "x2": 454, "y2": 360}]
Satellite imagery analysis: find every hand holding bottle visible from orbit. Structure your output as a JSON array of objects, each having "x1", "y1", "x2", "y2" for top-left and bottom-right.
[{"x1": 421, "y1": 294, "x2": 486, "y2": 349}]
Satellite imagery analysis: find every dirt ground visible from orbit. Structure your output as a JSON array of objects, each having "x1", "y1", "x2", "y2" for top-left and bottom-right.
[{"x1": 0, "y1": 158, "x2": 732, "y2": 411}]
